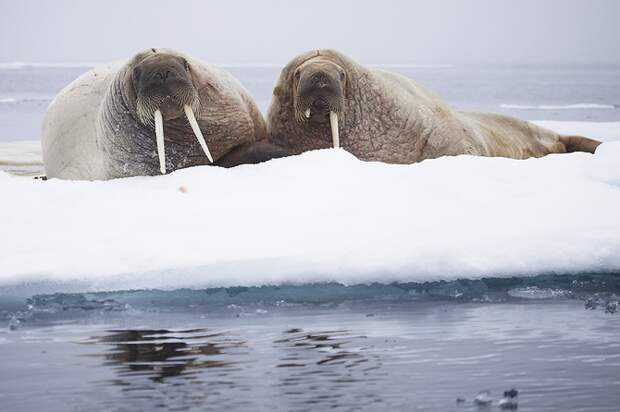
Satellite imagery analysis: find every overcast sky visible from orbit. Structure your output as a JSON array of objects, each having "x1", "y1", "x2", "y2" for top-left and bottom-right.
[{"x1": 1, "y1": 0, "x2": 619, "y2": 65}]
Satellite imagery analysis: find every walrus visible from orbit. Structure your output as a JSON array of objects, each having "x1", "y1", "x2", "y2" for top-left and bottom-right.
[
  {"x1": 266, "y1": 49, "x2": 601, "y2": 163},
  {"x1": 42, "y1": 48, "x2": 286, "y2": 180}
]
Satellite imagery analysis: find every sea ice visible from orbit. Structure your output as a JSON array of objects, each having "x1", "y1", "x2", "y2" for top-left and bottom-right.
[{"x1": 0, "y1": 121, "x2": 619, "y2": 293}]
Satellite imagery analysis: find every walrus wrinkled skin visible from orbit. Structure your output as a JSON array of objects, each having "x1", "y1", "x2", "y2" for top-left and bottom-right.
[
  {"x1": 266, "y1": 49, "x2": 601, "y2": 163},
  {"x1": 42, "y1": 48, "x2": 286, "y2": 180}
]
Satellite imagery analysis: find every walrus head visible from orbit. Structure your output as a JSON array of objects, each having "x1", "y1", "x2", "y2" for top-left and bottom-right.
[
  {"x1": 130, "y1": 51, "x2": 213, "y2": 174},
  {"x1": 293, "y1": 56, "x2": 346, "y2": 148}
]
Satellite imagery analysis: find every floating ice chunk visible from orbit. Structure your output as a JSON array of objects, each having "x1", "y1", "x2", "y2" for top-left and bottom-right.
[
  {"x1": 474, "y1": 391, "x2": 493, "y2": 405},
  {"x1": 498, "y1": 397, "x2": 518, "y2": 410},
  {"x1": 8, "y1": 316, "x2": 20, "y2": 331}
]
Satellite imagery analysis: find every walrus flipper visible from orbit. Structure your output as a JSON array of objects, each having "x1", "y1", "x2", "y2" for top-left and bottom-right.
[
  {"x1": 559, "y1": 135, "x2": 602, "y2": 154},
  {"x1": 215, "y1": 141, "x2": 290, "y2": 168}
]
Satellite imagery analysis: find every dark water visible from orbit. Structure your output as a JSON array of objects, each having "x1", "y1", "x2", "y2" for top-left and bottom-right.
[
  {"x1": 1, "y1": 63, "x2": 619, "y2": 141},
  {"x1": 2, "y1": 300, "x2": 620, "y2": 412},
  {"x1": 1, "y1": 275, "x2": 620, "y2": 411}
]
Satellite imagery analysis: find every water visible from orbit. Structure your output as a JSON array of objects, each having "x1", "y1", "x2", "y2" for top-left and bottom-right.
[
  {"x1": 1, "y1": 63, "x2": 619, "y2": 141},
  {"x1": 1, "y1": 298, "x2": 619, "y2": 411},
  {"x1": 1, "y1": 275, "x2": 620, "y2": 411}
]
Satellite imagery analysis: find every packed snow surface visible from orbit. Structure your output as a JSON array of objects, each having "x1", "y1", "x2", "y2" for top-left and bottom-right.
[{"x1": 0, "y1": 121, "x2": 619, "y2": 292}]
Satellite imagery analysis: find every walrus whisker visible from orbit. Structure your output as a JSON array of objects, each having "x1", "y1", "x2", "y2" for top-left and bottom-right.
[
  {"x1": 154, "y1": 109, "x2": 166, "y2": 174},
  {"x1": 184, "y1": 104, "x2": 213, "y2": 163},
  {"x1": 294, "y1": 107, "x2": 306, "y2": 123},
  {"x1": 136, "y1": 96, "x2": 156, "y2": 127},
  {"x1": 329, "y1": 111, "x2": 340, "y2": 149}
]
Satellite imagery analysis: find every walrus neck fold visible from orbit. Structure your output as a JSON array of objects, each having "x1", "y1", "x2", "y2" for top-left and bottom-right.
[{"x1": 97, "y1": 71, "x2": 161, "y2": 177}]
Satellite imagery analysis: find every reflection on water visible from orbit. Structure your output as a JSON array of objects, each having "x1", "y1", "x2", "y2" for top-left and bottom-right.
[
  {"x1": 272, "y1": 328, "x2": 384, "y2": 410},
  {"x1": 2, "y1": 301, "x2": 620, "y2": 412},
  {"x1": 79, "y1": 328, "x2": 250, "y2": 410},
  {"x1": 83, "y1": 329, "x2": 243, "y2": 382},
  {"x1": 77, "y1": 326, "x2": 386, "y2": 411}
]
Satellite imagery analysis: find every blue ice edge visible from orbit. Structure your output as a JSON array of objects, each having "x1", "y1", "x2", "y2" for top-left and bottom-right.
[{"x1": 1, "y1": 273, "x2": 619, "y2": 322}]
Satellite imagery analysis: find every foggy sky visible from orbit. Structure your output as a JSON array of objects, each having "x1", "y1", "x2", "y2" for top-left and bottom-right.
[{"x1": 1, "y1": 0, "x2": 619, "y2": 65}]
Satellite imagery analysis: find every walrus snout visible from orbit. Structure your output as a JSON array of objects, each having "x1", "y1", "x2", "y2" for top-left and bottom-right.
[
  {"x1": 156, "y1": 96, "x2": 187, "y2": 121},
  {"x1": 133, "y1": 54, "x2": 199, "y2": 124},
  {"x1": 296, "y1": 72, "x2": 344, "y2": 120},
  {"x1": 135, "y1": 79, "x2": 199, "y2": 124},
  {"x1": 132, "y1": 54, "x2": 213, "y2": 174},
  {"x1": 294, "y1": 62, "x2": 345, "y2": 149}
]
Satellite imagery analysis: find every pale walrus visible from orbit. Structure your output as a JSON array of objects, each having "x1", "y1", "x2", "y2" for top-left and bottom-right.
[
  {"x1": 42, "y1": 48, "x2": 286, "y2": 180},
  {"x1": 266, "y1": 49, "x2": 601, "y2": 163}
]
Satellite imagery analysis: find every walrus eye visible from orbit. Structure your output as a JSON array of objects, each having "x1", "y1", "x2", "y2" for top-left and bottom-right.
[{"x1": 182, "y1": 58, "x2": 190, "y2": 72}]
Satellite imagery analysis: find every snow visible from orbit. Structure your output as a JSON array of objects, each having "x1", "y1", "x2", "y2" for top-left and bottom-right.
[{"x1": 0, "y1": 121, "x2": 619, "y2": 292}]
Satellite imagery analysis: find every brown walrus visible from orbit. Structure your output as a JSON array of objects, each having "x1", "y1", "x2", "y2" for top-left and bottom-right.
[
  {"x1": 266, "y1": 49, "x2": 601, "y2": 163},
  {"x1": 42, "y1": 48, "x2": 286, "y2": 180}
]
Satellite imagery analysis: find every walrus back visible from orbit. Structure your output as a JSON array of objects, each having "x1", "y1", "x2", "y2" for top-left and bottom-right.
[
  {"x1": 41, "y1": 62, "x2": 120, "y2": 180},
  {"x1": 456, "y1": 112, "x2": 565, "y2": 158}
]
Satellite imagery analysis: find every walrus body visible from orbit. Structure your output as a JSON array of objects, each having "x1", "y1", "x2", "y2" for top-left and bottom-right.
[
  {"x1": 42, "y1": 48, "x2": 285, "y2": 180},
  {"x1": 267, "y1": 49, "x2": 601, "y2": 163}
]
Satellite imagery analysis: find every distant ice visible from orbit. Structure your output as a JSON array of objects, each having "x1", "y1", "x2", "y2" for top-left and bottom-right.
[
  {"x1": 0, "y1": 121, "x2": 619, "y2": 292},
  {"x1": 501, "y1": 103, "x2": 615, "y2": 110},
  {"x1": 0, "y1": 61, "x2": 456, "y2": 71},
  {"x1": 0, "y1": 96, "x2": 52, "y2": 105},
  {"x1": 0, "y1": 62, "x2": 97, "y2": 70},
  {"x1": 0, "y1": 141, "x2": 43, "y2": 166},
  {"x1": 370, "y1": 63, "x2": 454, "y2": 69}
]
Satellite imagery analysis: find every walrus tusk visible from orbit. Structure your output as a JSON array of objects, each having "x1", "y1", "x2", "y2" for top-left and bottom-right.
[
  {"x1": 305, "y1": 108, "x2": 311, "y2": 118},
  {"x1": 184, "y1": 105, "x2": 214, "y2": 163},
  {"x1": 329, "y1": 111, "x2": 340, "y2": 149},
  {"x1": 154, "y1": 109, "x2": 166, "y2": 174}
]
